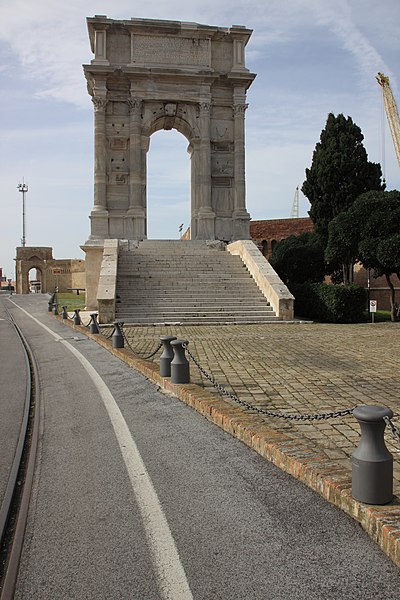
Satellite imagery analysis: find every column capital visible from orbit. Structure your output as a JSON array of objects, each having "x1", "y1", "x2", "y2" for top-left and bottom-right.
[
  {"x1": 233, "y1": 103, "x2": 248, "y2": 115},
  {"x1": 92, "y1": 96, "x2": 108, "y2": 112},
  {"x1": 128, "y1": 97, "x2": 143, "y2": 115},
  {"x1": 199, "y1": 102, "x2": 211, "y2": 113}
]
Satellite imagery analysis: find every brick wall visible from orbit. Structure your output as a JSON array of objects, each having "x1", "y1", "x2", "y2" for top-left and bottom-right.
[
  {"x1": 354, "y1": 263, "x2": 400, "y2": 312},
  {"x1": 250, "y1": 217, "x2": 314, "y2": 257},
  {"x1": 249, "y1": 218, "x2": 399, "y2": 310}
]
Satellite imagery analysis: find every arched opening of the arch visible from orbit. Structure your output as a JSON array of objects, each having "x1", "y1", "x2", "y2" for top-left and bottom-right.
[
  {"x1": 28, "y1": 266, "x2": 42, "y2": 293},
  {"x1": 146, "y1": 129, "x2": 191, "y2": 240}
]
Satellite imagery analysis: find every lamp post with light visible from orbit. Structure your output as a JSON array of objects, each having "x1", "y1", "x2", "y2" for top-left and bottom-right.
[{"x1": 17, "y1": 182, "x2": 28, "y2": 247}]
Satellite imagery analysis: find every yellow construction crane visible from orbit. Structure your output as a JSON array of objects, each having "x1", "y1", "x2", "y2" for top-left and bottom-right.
[{"x1": 376, "y1": 72, "x2": 400, "y2": 168}]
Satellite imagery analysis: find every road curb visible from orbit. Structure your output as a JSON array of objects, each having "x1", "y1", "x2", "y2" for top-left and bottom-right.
[{"x1": 63, "y1": 318, "x2": 400, "y2": 568}]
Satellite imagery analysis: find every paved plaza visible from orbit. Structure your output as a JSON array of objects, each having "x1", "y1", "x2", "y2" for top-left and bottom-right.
[{"x1": 121, "y1": 321, "x2": 400, "y2": 494}]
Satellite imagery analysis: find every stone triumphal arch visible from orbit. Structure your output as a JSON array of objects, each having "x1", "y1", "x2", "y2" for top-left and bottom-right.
[{"x1": 82, "y1": 16, "x2": 256, "y2": 245}]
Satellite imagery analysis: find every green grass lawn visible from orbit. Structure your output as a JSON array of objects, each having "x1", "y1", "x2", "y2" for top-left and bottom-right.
[
  {"x1": 364, "y1": 309, "x2": 392, "y2": 322},
  {"x1": 55, "y1": 292, "x2": 86, "y2": 311}
]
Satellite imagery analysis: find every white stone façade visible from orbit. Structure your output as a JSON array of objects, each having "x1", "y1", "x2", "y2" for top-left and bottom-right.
[{"x1": 82, "y1": 15, "x2": 256, "y2": 245}]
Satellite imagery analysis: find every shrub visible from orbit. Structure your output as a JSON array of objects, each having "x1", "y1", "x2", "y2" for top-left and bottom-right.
[
  {"x1": 269, "y1": 232, "x2": 325, "y2": 285},
  {"x1": 290, "y1": 283, "x2": 367, "y2": 323}
]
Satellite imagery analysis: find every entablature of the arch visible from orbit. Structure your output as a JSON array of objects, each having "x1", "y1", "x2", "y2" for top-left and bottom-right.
[{"x1": 85, "y1": 16, "x2": 255, "y2": 80}]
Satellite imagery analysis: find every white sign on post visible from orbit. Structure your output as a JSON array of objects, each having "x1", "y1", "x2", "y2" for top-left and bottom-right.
[{"x1": 370, "y1": 299, "x2": 377, "y2": 323}]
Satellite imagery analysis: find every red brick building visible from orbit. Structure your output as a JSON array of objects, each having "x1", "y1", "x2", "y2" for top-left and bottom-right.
[
  {"x1": 250, "y1": 217, "x2": 399, "y2": 311},
  {"x1": 250, "y1": 217, "x2": 314, "y2": 258}
]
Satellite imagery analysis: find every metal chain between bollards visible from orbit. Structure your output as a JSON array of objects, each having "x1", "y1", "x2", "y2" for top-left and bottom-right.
[
  {"x1": 99, "y1": 325, "x2": 115, "y2": 340},
  {"x1": 384, "y1": 416, "x2": 400, "y2": 445},
  {"x1": 121, "y1": 327, "x2": 162, "y2": 359},
  {"x1": 182, "y1": 343, "x2": 354, "y2": 421}
]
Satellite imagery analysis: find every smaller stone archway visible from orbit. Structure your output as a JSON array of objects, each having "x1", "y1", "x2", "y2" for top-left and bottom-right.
[
  {"x1": 15, "y1": 247, "x2": 86, "y2": 295},
  {"x1": 15, "y1": 247, "x2": 53, "y2": 294}
]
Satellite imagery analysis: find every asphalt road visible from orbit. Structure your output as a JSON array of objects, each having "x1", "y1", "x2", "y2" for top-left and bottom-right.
[{"x1": 5, "y1": 295, "x2": 400, "y2": 599}]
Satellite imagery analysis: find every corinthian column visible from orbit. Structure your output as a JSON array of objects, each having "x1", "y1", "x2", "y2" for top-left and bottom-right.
[
  {"x1": 196, "y1": 102, "x2": 215, "y2": 239},
  {"x1": 233, "y1": 102, "x2": 248, "y2": 213},
  {"x1": 231, "y1": 97, "x2": 251, "y2": 240},
  {"x1": 92, "y1": 96, "x2": 108, "y2": 211},
  {"x1": 128, "y1": 96, "x2": 143, "y2": 210},
  {"x1": 87, "y1": 94, "x2": 110, "y2": 242},
  {"x1": 127, "y1": 96, "x2": 145, "y2": 239},
  {"x1": 198, "y1": 102, "x2": 212, "y2": 212}
]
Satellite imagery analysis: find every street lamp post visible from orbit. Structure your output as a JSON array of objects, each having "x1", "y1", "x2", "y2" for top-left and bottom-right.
[{"x1": 17, "y1": 182, "x2": 28, "y2": 247}]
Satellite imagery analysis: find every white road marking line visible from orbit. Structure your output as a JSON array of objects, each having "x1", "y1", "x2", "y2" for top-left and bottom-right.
[{"x1": 10, "y1": 300, "x2": 193, "y2": 600}]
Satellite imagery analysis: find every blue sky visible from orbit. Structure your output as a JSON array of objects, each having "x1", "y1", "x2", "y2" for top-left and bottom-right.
[{"x1": 1, "y1": 0, "x2": 399, "y2": 279}]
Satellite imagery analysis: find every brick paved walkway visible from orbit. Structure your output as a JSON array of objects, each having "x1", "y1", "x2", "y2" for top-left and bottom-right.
[{"x1": 122, "y1": 322, "x2": 400, "y2": 494}]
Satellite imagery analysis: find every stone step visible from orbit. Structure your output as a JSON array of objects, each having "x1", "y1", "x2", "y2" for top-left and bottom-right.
[
  {"x1": 117, "y1": 292, "x2": 268, "y2": 298},
  {"x1": 117, "y1": 316, "x2": 280, "y2": 324},
  {"x1": 118, "y1": 264, "x2": 246, "y2": 271},
  {"x1": 118, "y1": 300, "x2": 269, "y2": 307},
  {"x1": 115, "y1": 241, "x2": 275, "y2": 324},
  {"x1": 118, "y1": 307, "x2": 275, "y2": 319},
  {"x1": 117, "y1": 285, "x2": 266, "y2": 294},
  {"x1": 118, "y1": 274, "x2": 256, "y2": 281},
  {"x1": 120, "y1": 247, "x2": 234, "y2": 254},
  {"x1": 116, "y1": 306, "x2": 275, "y2": 315},
  {"x1": 118, "y1": 286, "x2": 260, "y2": 292},
  {"x1": 118, "y1": 292, "x2": 263, "y2": 299},
  {"x1": 118, "y1": 281, "x2": 257, "y2": 288},
  {"x1": 117, "y1": 298, "x2": 271, "y2": 306},
  {"x1": 117, "y1": 305, "x2": 274, "y2": 313},
  {"x1": 118, "y1": 268, "x2": 249, "y2": 274},
  {"x1": 118, "y1": 262, "x2": 245, "y2": 270}
]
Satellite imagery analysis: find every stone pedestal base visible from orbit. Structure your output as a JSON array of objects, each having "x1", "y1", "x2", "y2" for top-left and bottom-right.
[
  {"x1": 80, "y1": 240, "x2": 104, "y2": 310},
  {"x1": 89, "y1": 210, "x2": 109, "y2": 240},
  {"x1": 196, "y1": 209, "x2": 216, "y2": 240},
  {"x1": 126, "y1": 207, "x2": 146, "y2": 240},
  {"x1": 233, "y1": 209, "x2": 251, "y2": 240}
]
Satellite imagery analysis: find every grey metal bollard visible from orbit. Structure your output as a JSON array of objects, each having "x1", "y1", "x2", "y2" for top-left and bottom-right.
[
  {"x1": 89, "y1": 313, "x2": 100, "y2": 334},
  {"x1": 48, "y1": 293, "x2": 55, "y2": 312},
  {"x1": 159, "y1": 335, "x2": 177, "y2": 377},
  {"x1": 73, "y1": 309, "x2": 82, "y2": 326},
  {"x1": 62, "y1": 306, "x2": 68, "y2": 320},
  {"x1": 171, "y1": 339, "x2": 190, "y2": 384},
  {"x1": 352, "y1": 405, "x2": 394, "y2": 505},
  {"x1": 112, "y1": 321, "x2": 124, "y2": 348},
  {"x1": 52, "y1": 303, "x2": 59, "y2": 315}
]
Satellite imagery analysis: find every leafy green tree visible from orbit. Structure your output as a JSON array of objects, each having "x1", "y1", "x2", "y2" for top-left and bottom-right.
[
  {"x1": 326, "y1": 190, "x2": 400, "y2": 320},
  {"x1": 325, "y1": 210, "x2": 360, "y2": 284},
  {"x1": 302, "y1": 113, "x2": 384, "y2": 245},
  {"x1": 269, "y1": 232, "x2": 325, "y2": 285}
]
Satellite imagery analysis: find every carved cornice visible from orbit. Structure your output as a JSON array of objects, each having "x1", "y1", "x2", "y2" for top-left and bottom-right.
[{"x1": 92, "y1": 96, "x2": 108, "y2": 112}]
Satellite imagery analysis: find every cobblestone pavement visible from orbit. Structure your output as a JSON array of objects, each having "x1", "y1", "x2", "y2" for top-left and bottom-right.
[{"x1": 121, "y1": 321, "x2": 400, "y2": 494}]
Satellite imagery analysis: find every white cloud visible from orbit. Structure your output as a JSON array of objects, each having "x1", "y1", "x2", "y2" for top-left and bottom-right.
[{"x1": 309, "y1": 0, "x2": 395, "y2": 88}]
